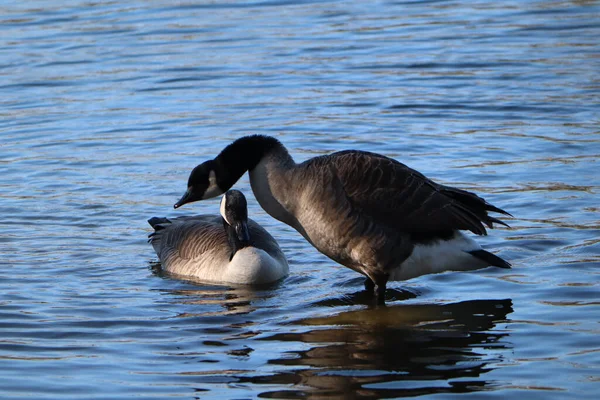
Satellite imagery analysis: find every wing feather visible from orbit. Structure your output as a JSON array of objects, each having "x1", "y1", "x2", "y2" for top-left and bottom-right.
[
  {"x1": 149, "y1": 216, "x2": 279, "y2": 261},
  {"x1": 150, "y1": 216, "x2": 228, "y2": 261},
  {"x1": 306, "y1": 150, "x2": 510, "y2": 236}
]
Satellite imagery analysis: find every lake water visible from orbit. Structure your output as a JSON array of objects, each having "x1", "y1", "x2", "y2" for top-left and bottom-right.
[{"x1": 1, "y1": 0, "x2": 599, "y2": 398}]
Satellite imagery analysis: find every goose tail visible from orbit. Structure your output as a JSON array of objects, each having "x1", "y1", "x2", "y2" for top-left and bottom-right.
[
  {"x1": 147, "y1": 217, "x2": 172, "y2": 242},
  {"x1": 467, "y1": 249, "x2": 511, "y2": 269}
]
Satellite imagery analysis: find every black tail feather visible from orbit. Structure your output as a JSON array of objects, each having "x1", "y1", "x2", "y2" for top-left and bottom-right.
[
  {"x1": 440, "y1": 186, "x2": 512, "y2": 233},
  {"x1": 485, "y1": 203, "x2": 513, "y2": 217},
  {"x1": 486, "y1": 216, "x2": 511, "y2": 229},
  {"x1": 147, "y1": 217, "x2": 172, "y2": 242},
  {"x1": 148, "y1": 217, "x2": 171, "y2": 230},
  {"x1": 468, "y1": 249, "x2": 511, "y2": 269}
]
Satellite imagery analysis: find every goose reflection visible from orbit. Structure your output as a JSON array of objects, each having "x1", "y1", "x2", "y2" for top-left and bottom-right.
[
  {"x1": 249, "y1": 298, "x2": 513, "y2": 398},
  {"x1": 149, "y1": 261, "x2": 281, "y2": 316}
]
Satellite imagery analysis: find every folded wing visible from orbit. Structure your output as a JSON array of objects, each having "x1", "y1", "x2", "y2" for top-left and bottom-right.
[{"x1": 319, "y1": 150, "x2": 511, "y2": 236}]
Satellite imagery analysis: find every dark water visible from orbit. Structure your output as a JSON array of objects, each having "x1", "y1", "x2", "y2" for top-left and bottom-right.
[{"x1": 1, "y1": 0, "x2": 599, "y2": 398}]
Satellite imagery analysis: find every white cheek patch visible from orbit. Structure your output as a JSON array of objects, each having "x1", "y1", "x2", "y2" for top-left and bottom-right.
[
  {"x1": 202, "y1": 170, "x2": 224, "y2": 199},
  {"x1": 220, "y1": 194, "x2": 230, "y2": 225}
]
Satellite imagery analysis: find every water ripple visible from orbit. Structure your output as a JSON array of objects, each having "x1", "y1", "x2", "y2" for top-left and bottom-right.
[{"x1": 1, "y1": 0, "x2": 599, "y2": 398}]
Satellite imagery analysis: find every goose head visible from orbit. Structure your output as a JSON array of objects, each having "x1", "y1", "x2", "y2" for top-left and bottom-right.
[
  {"x1": 174, "y1": 160, "x2": 227, "y2": 208},
  {"x1": 220, "y1": 190, "x2": 251, "y2": 261},
  {"x1": 174, "y1": 135, "x2": 285, "y2": 209}
]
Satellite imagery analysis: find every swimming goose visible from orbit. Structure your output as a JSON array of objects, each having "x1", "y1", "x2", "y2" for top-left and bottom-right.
[
  {"x1": 149, "y1": 189, "x2": 288, "y2": 284},
  {"x1": 174, "y1": 135, "x2": 511, "y2": 303}
]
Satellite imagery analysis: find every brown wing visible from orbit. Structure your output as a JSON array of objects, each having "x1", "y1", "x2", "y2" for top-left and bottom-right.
[
  {"x1": 150, "y1": 215, "x2": 229, "y2": 261},
  {"x1": 307, "y1": 150, "x2": 510, "y2": 236},
  {"x1": 149, "y1": 215, "x2": 281, "y2": 260}
]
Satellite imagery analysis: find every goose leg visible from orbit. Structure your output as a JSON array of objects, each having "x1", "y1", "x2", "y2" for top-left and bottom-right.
[
  {"x1": 367, "y1": 273, "x2": 389, "y2": 306},
  {"x1": 364, "y1": 277, "x2": 374, "y2": 292},
  {"x1": 374, "y1": 280, "x2": 387, "y2": 306}
]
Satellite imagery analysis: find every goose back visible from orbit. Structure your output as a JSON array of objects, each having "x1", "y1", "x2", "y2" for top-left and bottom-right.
[
  {"x1": 295, "y1": 150, "x2": 509, "y2": 236},
  {"x1": 250, "y1": 149, "x2": 510, "y2": 279}
]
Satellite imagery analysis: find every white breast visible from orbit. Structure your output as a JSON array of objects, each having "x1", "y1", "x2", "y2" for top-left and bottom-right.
[
  {"x1": 163, "y1": 247, "x2": 288, "y2": 285},
  {"x1": 223, "y1": 247, "x2": 289, "y2": 284}
]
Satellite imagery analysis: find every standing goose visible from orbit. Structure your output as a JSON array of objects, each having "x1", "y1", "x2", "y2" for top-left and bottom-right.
[
  {"x1": 174, "y1": 135, "x2": 511, "y2": 303},
  {"x1": 149, "y1": 189, "x2": 288, "y2": 284}
]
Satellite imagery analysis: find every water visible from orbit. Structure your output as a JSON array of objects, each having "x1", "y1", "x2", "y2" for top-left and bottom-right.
[{"x1": 1, "y1": 0, "x2": 599, "y2": 398}]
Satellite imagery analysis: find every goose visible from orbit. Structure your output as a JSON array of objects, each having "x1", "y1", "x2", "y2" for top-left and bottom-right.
[
  {"x1": 173, "y1": 135, "x2": 511, "y2": 304},
  {"x1": 149, "y1": 189, "x2": 288, "y2": 284}
]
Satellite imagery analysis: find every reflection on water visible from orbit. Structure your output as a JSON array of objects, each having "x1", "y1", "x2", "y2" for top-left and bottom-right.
[
  {"x1": 252, "y1": 299, "x2": 510, "y2": 398},
  {"x1": 150, "y1": 261, "x2": 282, "y2": 316},
  {"x1": 145, "y1": 278, "x2": 513, "y2": 398}
]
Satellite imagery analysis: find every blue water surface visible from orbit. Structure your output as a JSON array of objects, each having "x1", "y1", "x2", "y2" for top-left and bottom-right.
[{"x1": 1, "y1": 0, "x2": 599, "y2": 398}]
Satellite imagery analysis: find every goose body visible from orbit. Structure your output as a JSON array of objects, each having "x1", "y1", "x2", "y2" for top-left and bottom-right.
[
  {"x1": 150, "y1": 190, "x2": 288, "y2": 285},
  {"x1": 174, "y1": 136, "x2": 511, "y2": 303}
]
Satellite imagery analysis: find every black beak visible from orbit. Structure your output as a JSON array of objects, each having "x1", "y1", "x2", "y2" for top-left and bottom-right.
[{"x1": 174, "y1": 188, "x2": 192, "y2": 209}]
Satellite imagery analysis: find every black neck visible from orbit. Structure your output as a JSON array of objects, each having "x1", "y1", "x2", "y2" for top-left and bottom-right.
[
  {"x1": 223, "y1": 218, "x2": 249, "y2": 261},
  {"x1": 213, "y1": 135, "x2": 288, "y2": 191}
]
